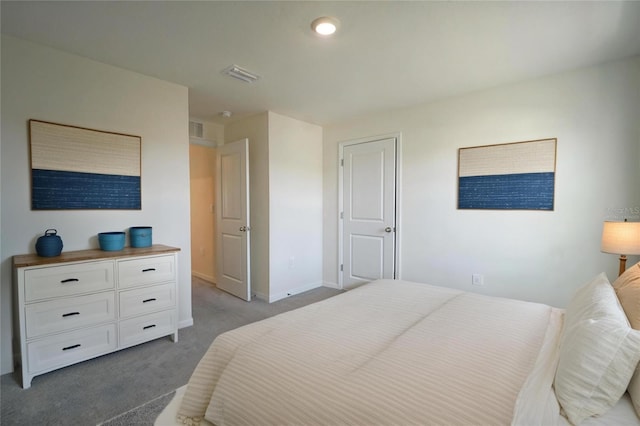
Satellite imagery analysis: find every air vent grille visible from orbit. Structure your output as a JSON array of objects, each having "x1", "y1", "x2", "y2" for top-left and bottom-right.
[
  {"x1": 189, "y1": 121, "x2": 203, "y2": 139},
  {"x1": 222, "y1": 64, "x2": 260, "y2": 83}
]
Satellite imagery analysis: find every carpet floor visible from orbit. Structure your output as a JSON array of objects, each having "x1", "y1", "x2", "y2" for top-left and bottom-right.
[
  {"x1": 1, "y1": 277, "x2": 342, "y2": 425},
  {"x1": 97, "y1": 390, "x2": 176, "y2": 426}
]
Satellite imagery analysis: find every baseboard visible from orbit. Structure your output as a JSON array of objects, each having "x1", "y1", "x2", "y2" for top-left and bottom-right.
[
  {"x1": 253, "y1": 291, "x2": 268, "y2": 302},
  {"x1": 268, "y1": 281, "x2": 323, "y2": 303},
  {"x1": 178, "y1": 317, "x2": 194, "y2": 329},
  {"x1": 192, "y1": 271, "x2": 215, "y2": 284},
  {"x1": 322, "y1": 281, "x2": 341, "y2": 289}
]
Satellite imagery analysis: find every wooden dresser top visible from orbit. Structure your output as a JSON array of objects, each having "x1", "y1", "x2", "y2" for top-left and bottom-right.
[{"x1": 13, "y1": 244, "x2": 180, "y2": 268}]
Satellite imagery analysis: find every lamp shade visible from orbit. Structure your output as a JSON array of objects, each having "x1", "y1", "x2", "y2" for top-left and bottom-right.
[{"x1": 601, "y1": 221, "x2": 640, "y2": 255}]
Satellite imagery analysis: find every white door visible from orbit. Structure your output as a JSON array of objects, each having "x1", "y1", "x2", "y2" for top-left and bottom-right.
[
  {"x1": 216, "y1": 139, "x2": 251, "y2": 301},
  {"x1": 341, "y1": 137, "x2": 397, "y2": 288}
]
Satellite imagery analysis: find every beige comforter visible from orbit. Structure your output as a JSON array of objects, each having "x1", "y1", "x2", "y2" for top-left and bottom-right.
[{"x1": 177, "y1": 279, "x2": 562, "y2": 425}]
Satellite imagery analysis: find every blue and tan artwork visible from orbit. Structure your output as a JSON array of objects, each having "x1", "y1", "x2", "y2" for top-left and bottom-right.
[
  {"x1": 458, "y1": 139, "x2": 556, "y2": 210},
  {"x1": 29, "y1": 120, "x2": 141, "y2": 210}
]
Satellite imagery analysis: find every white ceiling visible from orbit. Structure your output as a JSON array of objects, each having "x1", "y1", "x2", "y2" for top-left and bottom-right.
[{"x1": 2, "y1": 1, "x2": 640, "y2": 126}]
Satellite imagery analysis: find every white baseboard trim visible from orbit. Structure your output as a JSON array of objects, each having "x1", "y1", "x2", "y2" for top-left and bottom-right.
[
  {"x1": 192, "y1": 271, "x2": 215, "y2": 284},
  {"x1": 253, "y1": 291, "x2": 268, "y2": 302},
  {"x1": 268, "y1": 281, "x2": 323, "y2": 303},
  {"x1": 322, "y1": 281, "x2": 341, "y2": 289},
  {"x1": 178, "y1": 317, "x2": 194, "y2": 329}
]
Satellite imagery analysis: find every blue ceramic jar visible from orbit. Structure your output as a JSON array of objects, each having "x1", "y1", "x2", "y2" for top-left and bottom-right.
[{"x1": 35, "y1": 229, "x2": 63, "y2": 257}]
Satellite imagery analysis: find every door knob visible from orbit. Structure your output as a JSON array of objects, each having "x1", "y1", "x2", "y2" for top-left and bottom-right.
[
  {"x1": 239, "y1": 226, "x2": 246, "y2": 232},
  {"x1": 384, "y1": 227, "x2": 393, "y2": 233}
]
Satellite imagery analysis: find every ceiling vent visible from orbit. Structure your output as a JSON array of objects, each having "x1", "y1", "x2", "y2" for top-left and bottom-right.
[
  {"x1": 189, "y1": 121, "x2": 204, "y2": 139},
  {"x1": 222, "y1": 64, "x2": 260, "y2": 83}
]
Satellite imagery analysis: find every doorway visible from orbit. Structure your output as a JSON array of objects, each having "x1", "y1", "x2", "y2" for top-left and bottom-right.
[
  {"x1": 338, "y1": 135, "x2": 401, "y2": 289},
  {"x1": 189, "y1": 142, "x2": 217, "y2": 284}
]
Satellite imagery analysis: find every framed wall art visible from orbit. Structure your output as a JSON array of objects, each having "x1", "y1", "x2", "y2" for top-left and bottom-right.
[
  {"x1": 458, "y1": 138, "x2": 556, "y2": 210},
  {"x1": 29, "y1": 119, "x2": 142, "y2": 210}
]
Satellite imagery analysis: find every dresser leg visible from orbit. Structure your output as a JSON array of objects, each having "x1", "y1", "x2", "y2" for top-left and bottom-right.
[{"x1": 18, "y1": 368, "x2": 32, "y2": 389}]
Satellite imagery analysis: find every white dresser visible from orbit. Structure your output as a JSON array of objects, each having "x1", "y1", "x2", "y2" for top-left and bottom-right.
[{"x1": 13, "y1": 244, "x2": 180, "y2": 388}]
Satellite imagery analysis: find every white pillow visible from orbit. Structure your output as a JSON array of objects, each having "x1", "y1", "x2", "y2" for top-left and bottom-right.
[{"x1": 554, "y1": 273, "x2": 640, "y2": 425}]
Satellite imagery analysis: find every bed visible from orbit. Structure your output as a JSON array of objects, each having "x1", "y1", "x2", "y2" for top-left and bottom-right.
[{"x1": 159, "y1": 270, "x2": 640, "y2": 425}]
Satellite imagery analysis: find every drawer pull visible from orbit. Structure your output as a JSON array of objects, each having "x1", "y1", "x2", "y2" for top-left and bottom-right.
[
  {"x1": 142, "y1": 298, "x2": 157, "y2": 303},
  {"x1": 143, "y1": 324, "x2": 156, "y2": 330},
  {"x1": 60, "y1": 278, "x2": 80, "y2": 284},
  {"x1": 62, "y1": 312, "x2": 80, "y2": 318},
  {"x1": 62, "y1": 344, "x2": 81, "y2": 351},
  {"x1": 142, "y1": 268, "x2": 156, "y2": 273}
]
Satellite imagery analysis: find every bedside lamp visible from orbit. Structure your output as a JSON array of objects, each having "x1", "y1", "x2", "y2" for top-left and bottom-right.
[{"x1": 601, "y1": 220, "x2": 640, "y2": 276}]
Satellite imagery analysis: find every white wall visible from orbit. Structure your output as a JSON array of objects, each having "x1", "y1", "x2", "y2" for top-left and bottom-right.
[
  {"x1": 225, "y1": 112, "x2": 323, "y2": 302},
  {"x1": 268, "y1": 112, "x2": 323, "y2": 301},
  {"x1": 1, "y1": 35, "x2": 193, "y2": 374},
  {"x1": 323, "y1": 56, "x2": 640, "y2": 308}
]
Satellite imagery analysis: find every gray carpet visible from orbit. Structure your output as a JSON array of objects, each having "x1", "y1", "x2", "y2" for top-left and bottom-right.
[
  {"x1": 1, "y1": 277, "x2": 342, "y2": 425},
  {"x1": 98, "y1": 390, "x2": 176, "y2": 426}
]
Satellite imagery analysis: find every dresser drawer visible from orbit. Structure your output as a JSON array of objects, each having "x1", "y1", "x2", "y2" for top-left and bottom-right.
[
  {"x1": 119, "y1": 283, "x2": 175, "y2": 318},
  {"x1": 24, "y1": 261, "x2": 114, "y2": 302},
  {"x1": 119, "y1": 310, "x2": 175, "y2": 348},
  {"x1": 25, "y1": 292, "x2": 116, "y2": 339},
  {"x1": 27, "y1": 323, "x2": 117, "y2": 374},
  {"x1": 118, "y1": 255, "x2": 175, "y2": 289}
]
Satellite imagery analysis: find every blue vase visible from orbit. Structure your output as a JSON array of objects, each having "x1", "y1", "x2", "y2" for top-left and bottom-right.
[{"x1": 35, "y1": 229, "x2": 63, "y2": 257}]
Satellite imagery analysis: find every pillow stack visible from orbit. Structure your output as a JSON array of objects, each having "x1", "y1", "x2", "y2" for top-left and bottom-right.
[
  {"x1": 554, "y1": 271, "x2": 640, "y2": 424},
  {"x1": 612, "y1": 262, "x2": 640, "y2": 418}
]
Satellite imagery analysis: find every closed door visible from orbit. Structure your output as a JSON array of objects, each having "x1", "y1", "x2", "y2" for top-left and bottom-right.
[
  {"x1": 341, "y1": 137, "x2": 397, "y2": 288},
  {"x1": 216, "y1": 139, "x2": 251, "y2": 301}
]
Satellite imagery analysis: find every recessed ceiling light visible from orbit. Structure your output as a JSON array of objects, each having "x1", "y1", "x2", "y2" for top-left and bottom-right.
[{"x1": 311, "y1": 16, "x2": 339, "y2": 36}]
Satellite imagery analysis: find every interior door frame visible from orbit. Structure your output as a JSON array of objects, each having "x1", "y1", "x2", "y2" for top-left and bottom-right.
[{"x1": 338, "y1": 132, "x2": 402, "y2": 289}]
